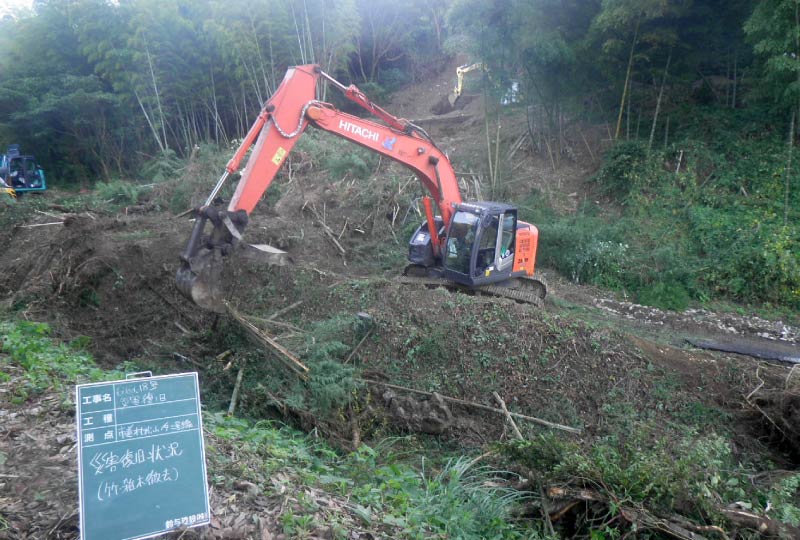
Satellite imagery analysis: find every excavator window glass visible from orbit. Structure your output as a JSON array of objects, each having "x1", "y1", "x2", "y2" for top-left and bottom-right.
[
  {"x1": 23, "y1": 157, "x2": 40, "y2": 186},
  {"x1": 501, "y1": 213, "x2": 515, "y2": 257},
  {"x1": 9, "y1": 158, "x2": 23, "y2": 187},
  {"x1": 476, "y1": 216, "x2": 499, "y2": 275},
  {"x1": 445, "y1": 211, "x2": 478, "y2": 275}
]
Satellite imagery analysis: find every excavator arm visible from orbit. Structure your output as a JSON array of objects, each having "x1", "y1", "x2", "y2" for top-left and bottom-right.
[{"x1": 177, "y1": 65, "x2": 463, "y2": 310}]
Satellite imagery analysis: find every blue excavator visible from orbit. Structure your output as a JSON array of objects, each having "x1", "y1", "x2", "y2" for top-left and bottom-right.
[{"x1": 0, "y1": 144, "x2": 46, "y2": 197}]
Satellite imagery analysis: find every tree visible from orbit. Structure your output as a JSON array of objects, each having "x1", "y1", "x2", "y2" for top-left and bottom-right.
[{"x1": 745, "y1": 0, "x2": 800, "y2": 111}]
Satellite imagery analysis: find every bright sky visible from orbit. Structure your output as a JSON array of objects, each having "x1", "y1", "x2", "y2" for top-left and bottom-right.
[{"x1": 0, "y1": 0, "x2": 34, "y2": 18}]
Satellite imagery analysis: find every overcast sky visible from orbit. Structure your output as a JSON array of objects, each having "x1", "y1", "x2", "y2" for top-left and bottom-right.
[{"x1": 1, "y1": 0, "x2": 34, "y2": 18}]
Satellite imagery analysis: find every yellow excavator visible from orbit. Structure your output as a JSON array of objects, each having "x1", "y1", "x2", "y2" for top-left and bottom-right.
[{"x1": 448, "y1": 63, "x2": 486, "y2": 107}]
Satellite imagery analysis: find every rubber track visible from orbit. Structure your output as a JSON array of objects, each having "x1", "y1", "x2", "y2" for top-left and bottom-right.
[{"x1": 397, "y1": 275, "x2": 546, "y2": 308}]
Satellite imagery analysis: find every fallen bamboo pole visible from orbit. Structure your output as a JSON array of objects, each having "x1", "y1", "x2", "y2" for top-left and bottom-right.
[
  {"x1": 225, "y1": 302, "x2": 309, "y2": 380},
  {"x1": 344, "y1": 328, "x2": 373, "y2": 364},
  {"x1": 361, "y1": 379, "x2": 581, "y2": 434},
  {"x1": 18, "y1": 221, "x2": 63, "y2": 228},
  {"x1": 267, "y1": 300, "x2": 303, "y2": 321},
  {"x1": 493, "y1": 391, "x2": 524, "y2": 440}
]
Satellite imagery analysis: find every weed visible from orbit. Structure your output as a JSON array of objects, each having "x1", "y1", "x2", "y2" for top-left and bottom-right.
[
  {"x1": 0, "y1": 319, "x2": 124, "y2": 396},
  {"x1": 206, "y1": 414, "x2": 540, "y2": 539},
  {"x1": 94, "y1": 179, "x2": 147, "y2": 207},
  {"x1": 503, "y1": 419, "x2": 800, "y2": 534}
]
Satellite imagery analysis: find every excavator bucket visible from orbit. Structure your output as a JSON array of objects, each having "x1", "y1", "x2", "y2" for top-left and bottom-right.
[
  {"x1": 175, "y1": 207, "x2": 292, "y2": 312},
  {"x1": 448, "y1": 91, "x2": 458, "y2": 107},
  {"x1": 176, "y1": 248, "x2": 226, "y2": 313}
]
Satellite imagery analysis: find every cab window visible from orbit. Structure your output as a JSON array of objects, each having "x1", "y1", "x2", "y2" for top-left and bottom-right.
[
  {"x1": 445, "y1": 212, "x2": 478, "y2": 275},
  {"x1": 476, "y1": 216, "x2": 498, "y2": 275},
  {"x1": 500, "y1": 213, "x2": 515, "y2": 258}
]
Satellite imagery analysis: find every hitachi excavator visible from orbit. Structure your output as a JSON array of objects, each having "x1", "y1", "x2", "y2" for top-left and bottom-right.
[{"x1": 176, "y1": 65, "x2": 546, "y2": 311}]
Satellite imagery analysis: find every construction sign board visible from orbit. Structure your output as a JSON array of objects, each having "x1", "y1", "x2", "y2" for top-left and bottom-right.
[{"x1": 76, "y1": 372, "x2": 210, "y2": 540}]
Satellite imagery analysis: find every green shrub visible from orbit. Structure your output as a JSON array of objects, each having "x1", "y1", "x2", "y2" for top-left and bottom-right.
[
  {"x1": 522, "y1": 106, "x2": 800, "y2": 311},
  {"x1": 593, "y1": 140, "x2": 653, "y2": 197},
  {"x1": 636, "y1": 281, "x2": 691, "y2": 311},
  {"x1": 94, "y1": 179, "x2": 146, "y2": 206},
  {"x1": 347, "y1": 447, "x2": 534, "y2": 539},
  {"x1": 502, "y1": 422, "x2": 798, "y2": 528},
  {"x1": 141, "y1": 149, "x2": 183, "y2": 183}
]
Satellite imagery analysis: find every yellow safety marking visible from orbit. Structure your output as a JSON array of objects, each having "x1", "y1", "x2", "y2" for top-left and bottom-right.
[{"x1": 272, "y1": 147, "x2": 287, "y2": 166}]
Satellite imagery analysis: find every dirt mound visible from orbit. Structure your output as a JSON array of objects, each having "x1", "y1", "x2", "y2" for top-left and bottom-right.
[
  {"x1": 0, "y1": 195, "x2": 795, "y2": 458},
  {"x1": 0, "y1": 213, "x2": 205, "y2": 364}
]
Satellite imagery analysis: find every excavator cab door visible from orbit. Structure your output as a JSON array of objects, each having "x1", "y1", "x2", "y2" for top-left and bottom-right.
[{"x1": 443, "y1": 204, "x2": 518, "y2": 286}]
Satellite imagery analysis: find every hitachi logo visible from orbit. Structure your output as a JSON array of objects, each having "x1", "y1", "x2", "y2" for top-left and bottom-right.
[{"x1": 339, "y1": 120, "x2": 379, "y2": 142}]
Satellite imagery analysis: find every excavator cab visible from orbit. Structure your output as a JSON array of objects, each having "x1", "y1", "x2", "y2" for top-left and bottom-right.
[
  {"x1": 0, "y1": 146, "x2": 46, "y2": 194},
  {"x1": 443, "y1": 203, "x2": 523, "y2": 286}
]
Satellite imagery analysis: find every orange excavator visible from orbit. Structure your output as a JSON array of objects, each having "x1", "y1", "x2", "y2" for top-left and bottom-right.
[{"x1": 176, "y1": 65, "x2": 546, "y2": 310}]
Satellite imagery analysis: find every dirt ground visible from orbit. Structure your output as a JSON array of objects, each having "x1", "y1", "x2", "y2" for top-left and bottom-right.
[{"x1": 2, "y1": 58, "x2": 800, "y2": 539}]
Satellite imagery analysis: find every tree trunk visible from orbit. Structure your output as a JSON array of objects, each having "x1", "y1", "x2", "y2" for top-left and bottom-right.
[
  {"x1": 133, "y1": 87, "x2": 166, "y2": 153},
  {"x1": 615, "y1": 22, "x2": 639, "y2": 140},
  {"x1": 648, "y1": 51, "x2": 672, "y2": 152},
  {"x1": 785, "y1": 110, "x2": 795, "y2": 226},
  {"x1": 145, "y1": 44, "x2": 169, "y2": 152}
]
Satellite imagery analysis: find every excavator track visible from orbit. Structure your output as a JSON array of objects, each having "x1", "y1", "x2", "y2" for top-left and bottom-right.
[{"x1": 398, "y1": 274, "x2": 547, "y2": 308}]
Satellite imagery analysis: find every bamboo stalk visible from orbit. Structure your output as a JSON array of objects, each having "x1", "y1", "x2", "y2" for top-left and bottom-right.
[
  {"x1": 615, "y1": 22, "x2": 639, "y2": 140},
  {"x1": 267, "y1": 300, "x2": 303, "y2": 321},
  {"x1": 344, "y1": 328, "x2": 373, "y2": 364},
  {"x1": 225, "y1": 302, "x2": 309, "y2": 380},
  {"x1": 493, "y1": 123, "x2": 501, "y2": 196},
  {"x1": 492, "y1": 391, "x2": 524, "y2": 440},
  {"x1": 18, "y1": 222, "x2": 63, "y2": 228},
  {"x1": 228, "y1": 368, "x2": 244, "y2": 416},
  {"x1": 648, "y1": 51, "x2": 672, "y2": 152},
  {"x1": 485, "y1": 112, "x2": 495, "y2": 189}
]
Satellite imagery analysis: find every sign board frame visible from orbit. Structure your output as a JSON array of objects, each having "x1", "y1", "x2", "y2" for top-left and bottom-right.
[{"x1": 76, "y1": 372, "x2": 210, "y2": 540}]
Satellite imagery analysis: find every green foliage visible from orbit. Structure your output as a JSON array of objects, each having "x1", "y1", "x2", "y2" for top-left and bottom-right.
[
  {"x1": 207, "y1": 412, "x2": 330, "y2": 477},
  {"x1": 765, "y1": 474, "x2": 800, "y2": 526},
  {"x1": 94, "y1": 179, "x2": 147, "y2": 207},
  {"x1": 299, "y1": 315, "x2": 365, "y2": 416},
  {"x1": 592, "y1": 140, "x2": 653, "y2": 197},
  {"x1": 141, "y1": 150, "x2": 183, "y2": 183},
  {"x1": 523, "y1": 107, "x2": 800, "y2": 310},
  {"x1": 503, "y1": 422, "x2": 800, "y2": 530},
  {"x1": 636, "y1": 281, "x2": 690, "y2": 311},
  {"x1": 162, "y1": 144, "x2": 230, "y2": 214},
  {"x1": 346, "y1": 445, "x2": 536, "y2": 539},
  {"x1": 207, "y1": 414, "x2": 540, "y2": 539},
  {"x1": 0, "y1": 319, "x2": 124, "y2": 399},
  {"x1": 745, "y1": 0, "x2": 800, "y2": 111},
  {"x1": 295, "y1": 131, "x2": 378, "y2": 180}
]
